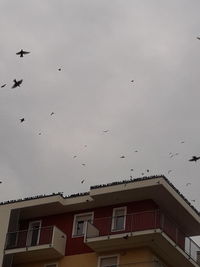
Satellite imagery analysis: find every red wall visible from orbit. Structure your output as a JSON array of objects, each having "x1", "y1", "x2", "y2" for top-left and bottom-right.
[{"x1": 19, "y1": 199, "x2": 158, "y2": 255}]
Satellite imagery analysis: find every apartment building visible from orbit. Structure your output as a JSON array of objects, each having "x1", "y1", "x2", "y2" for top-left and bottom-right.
[{"x1": 1, "y1": 175, "x2": 200, "y2": 267}]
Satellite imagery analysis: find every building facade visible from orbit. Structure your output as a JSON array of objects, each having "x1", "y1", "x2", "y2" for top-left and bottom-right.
[{"x1": 1, "y1": 176, "x2": 200, "y2": 267}]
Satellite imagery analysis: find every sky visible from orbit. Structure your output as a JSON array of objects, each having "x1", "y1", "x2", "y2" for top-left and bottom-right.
[{"x1": 0, "y1": 0, "x2": 200, "y2": 219}]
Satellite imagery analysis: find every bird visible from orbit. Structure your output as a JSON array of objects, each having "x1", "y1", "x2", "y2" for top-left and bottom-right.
[
  {"x1": 38, "y1": 132, "x2": 42, "y2": 135},
  {"x1": 168, "y1": 170, "x2": 172, "y2": 174},
  {"x1": 120, "y1": 155, "x2": 125, "y2": 159},
  {"x1": 197, "y1": 37, "x2": 200, "y2": 40},
  {"x1": 103, "y1": 130, "x2": 109, "y2": 133},
  {"x1": 180, "y1": 141, "x2": 185, "y2": 144},
  {"x1": 73, "y1": 155, "x2": 77, "y2": 159},
  {"x1": 12, "y1": 79, "x2": 23, "y2": 88},
  {"x1": 130, "y1": 169, "x2": 134, "y2": 171},
  {"x1": 186, "y1": 183, "x2": 191, "y2": 186},
  {"x1": 141, "y1": 173, "x2": 144, "y2": 176},
  {"x1": 189, "y1": 156, "x2": 200, "y2": 162},
  {"x1": 123, "y1": 234, "x2": 129, "y2": 240},
  {"x1": 131, "y1": 80, "x2": 134, "y2": 83},
  {"x1": 16, "y1": 49, "x2": 30, "y2": 57},
  {"x1": 191, "y1": 199, "x2": 196, "y2": 202},
  {"x1": 84, "y1": 145, "x2": 87, "y2": 148},
  {"x1": 1, "y1": 84, "x2": 6, "y2": 88},
  {"x1": 58, "y1": 68, "x2": 61, "y2": 71},
  {"x1": 81, "y1": 179, "x2": 85, "y2": 184},
  {"x1": 146, "y1": 169, "x2": 149, "y2": 173},
  {"x1": 50, "y1": 112, "x2": 54, "y2": 116},
  {"x1": 0, "y1": 181, "x2": 2, "y2": 184},
  {"x1": 134, "y1": 150, "x2": 138, "y2": 153},
  {"x1": 82, "y1": 163, "x2": 86, "y2": 166},
  {"x1": 20, "y1": 118, "x2": 25, "y2": 123}
]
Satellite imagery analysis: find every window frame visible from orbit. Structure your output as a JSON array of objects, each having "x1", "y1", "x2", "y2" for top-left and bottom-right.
[
  {"x1": 97, "y1": 254, "x2": 120, "y2": 267},
  {"x1": 111, "y1": 206, "x2": 127, "y2": 232},
  {"x1": 72, "y1": 211, "x2": 94, "y2": 238}
]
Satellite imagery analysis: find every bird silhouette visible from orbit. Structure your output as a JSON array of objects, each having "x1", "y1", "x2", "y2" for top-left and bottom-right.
[
  {"x1": 197, "y1": 37, "x2": 200, "y2": 40},
  {"x1": 146, "y1": 169, "x2": 149, "y2": 173},
  {"x1": 73, "y1": 155, "x2": 77, "y2": 159},
  {"x1": 58, "y1": 68, "x2": 61, "y2": 71},
  {"x1": 50, "y1": 112, "x2": 54, "y2": 116},
  {"x1": 130, "y1": 169, "x2": 134, "y2": 171},
  {"x1": 1, "y1": 84, "x2": 6, "y2": 88},
  {"x1": 134, "y1": 150, "x2": 138, "y2": 153},
  {"x1": 189, "y1": 156, "x2": 200, "y2": 162},
  {"x1": 20, "y1": 118, "x2": 25, "y2": 123},
  {"x1": 38, "y1": 133, "x2": 42, "y2": 135},
  {"x1": 123, "y1": 234, "x2": 129, "y2": 240},
  {"x1": 103, "y1": 130, "x2": 109, "y2": 133},
  {"x1": 16, "y1": 49, "x2": 30, "y2": 57},
  {"x1": 120, "y1": 155, "x2": 125, "y2": 159},
  {"x1": 81, "y1": 179, "x2": 85, "y2": 184},
  {"x1": 12, "y1": 79, "x2": 23, "y2": 88},
  {"x1": 82, "y1": 163, "x2": 86, "y2": 166},
  {"x1": 131, "y1": 80, "x2": 134, "y2": 83},
  {"x1": 180, "y1": 141, "x2": 185, "y2": 144},
  {"x1": 168, "y1": 170, "x2": 172, "y2": 174}
]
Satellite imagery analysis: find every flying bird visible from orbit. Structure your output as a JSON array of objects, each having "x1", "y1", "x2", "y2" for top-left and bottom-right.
[
  {"x1": 131, "y1": 80, "x2": 134, "y2": 83},
  {"x1": 186, "y1": 183, "x2": 191, "y2": 186},
  {"x1": 1, "y1": 84, "x2": 6, "y2": 88},
  {"x1": 58, "y1": 68, "x2": 61, "y2": 71},
  {"x1": 20, "y1": 118, "x2": 25, "y2": 123},
  {"x1": 120, "y1": 155, "x2": 125, "y2": 159},
  {"x1": 50, "y1": 112, "x2": 54, "y2": 116},
  {"x1": 103, "y1": 130, "x2": 109, "y2": 133},
  {"x1": 73, "y1": 155, "x2": 77, "y2": 159},
  {"x1": 146, "y1": 169, "x2": 149, "y2": 173},
  {"x1": 197, "y1": 37, "x2": 200, "y2": 40},
  {"x1": 134, "y1": 150, "x2": 138, "y2": 153},
  {"x1": 16, "y1": 49, "x2": 30, "y2": 57},
  {"x1": 189, "y1": 156, "x2": 200, "y2": 162},
  {"x1": 168, "y1": 170, "x2": 172, "y2": 174},
  {"x1": 12, "y1": 79, "x2": 23, "y2": 88},
  {"x1": 82, "y1": 163, "x2": 86, "y2": 166},
  {"x1": 81, "y1": 179, "x2": 85, "y2": 184},
  {"x1": 130, "y1": 169, "x2": 134, "y2": 171},
  {"x1": 180, "y1": 141, "x2": 185, "y2": 144}
]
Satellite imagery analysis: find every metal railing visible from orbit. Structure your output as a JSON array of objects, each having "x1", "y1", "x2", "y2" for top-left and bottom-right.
[
  {"x1": 5, "y1": 226, "x2": 54, "y2": 250},
  {"x1": 85, "y1": 210, "x2": 200, "y2": 265}
]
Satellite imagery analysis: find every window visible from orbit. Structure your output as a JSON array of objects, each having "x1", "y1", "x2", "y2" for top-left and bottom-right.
[
  {"x1": 111, "y1": 207, "x2": 126, "y2": 231},
  {"x1": 72, "y1": 212, "x2": 94, "y2": 237},
  {"x1": 98, "y1": 255, "x2": 119, "y2": 267},
  {"x1": 26, "y1": 220, "x2": 41, "y2": 246}
]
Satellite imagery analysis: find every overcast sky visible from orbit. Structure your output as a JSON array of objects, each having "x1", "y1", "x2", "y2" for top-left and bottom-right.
[{"x1": 0, "y1": 0, "x2": 200, "y2": 222}]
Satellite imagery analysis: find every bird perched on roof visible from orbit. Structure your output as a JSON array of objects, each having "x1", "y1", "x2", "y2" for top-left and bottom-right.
[
  {"x1": 16, "y1": 49, "x2": 30, "y2": 57},
  {"x1": 1, "y1": 84, "x2": 6, "y2": 88},
  {"x1": 189, "y1": 156, "x2": 200, "y2": 162},
  {"x1": 20, "y1": 118, "x2": 25, "y2": 123},
  {"x1": 12, "y1": 79, "x2": 23, "y2": 88}
]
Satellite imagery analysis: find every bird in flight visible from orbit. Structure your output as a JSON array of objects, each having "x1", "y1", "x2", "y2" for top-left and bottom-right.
[
  {"x1": 146, "y1": 169, "x2": 149, "y2": 173},
  {"x1": 189, "y1": 156, "x2": 200, "y2": 162},
  {"x1": 134, "y1": 150, "x2": 138, "y2": 153},
  {"x1": 120, "y1": 155, "x2": 125, "y2": 159},
  {"x1": 12, "y1": 79, "x2": 23, "y2": 88},
  {"x1": 130, "y1": 169, "x2": 134, "y2": 171},
  {"x1": 103, "y1": 130, "x2": 109, "y2": 133},
  {"x1": 186, "y1": 183, "x2": 191, "y2": 186},
  {"x1": 73, "y1": 155, "x2": 77, "y2": 159},
  {"x1": 131, "y1": 80, "x2": 134, "y2": 83},
  {"x1": 20, "y1": 118, "x2": 25, "y2": 123},
  {"x1": 58, "y1": 68, "x2": 61, "y2": 71},
  {"x1": 16, "y1": 49, "x2": 30, "y2": 57},
  {"x1": 197, "y1": 37, "x2": 200, "y2": 40},
  {"x1": 38, "y1": 132, "x2": 42, "y2": 135},
  {"x1": 81, "y1": 179, "x2": 85, "y2": 184},
  {"x1": 168, "y1": 170, "x2": 172, "y2": 174},
  {"x1": 180, "y1": 141, "x2": 185, "y2": 144},
  {"x1": 82, "y1": 163, "x2": 86, "y2": 166},
  {"x1": 1, "y1": 84, "x2": 6, "y2": 88},
  {"x1": 50, "y1": 112, "x2": 54, "y2": 116}
]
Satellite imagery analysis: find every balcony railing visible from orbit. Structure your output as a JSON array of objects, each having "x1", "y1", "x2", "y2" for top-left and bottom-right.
[
  {"x1": 4, "y1": 225, "x2": 66, "y2": 263},
  {"x1": 85, "y1": 210, "x2": 200, "y2": 266},
  {"x1": 5, "y1": 226, "x2": 55, "y2": 249}
]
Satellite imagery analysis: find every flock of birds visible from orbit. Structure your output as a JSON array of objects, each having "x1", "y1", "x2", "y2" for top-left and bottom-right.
[{"x1": 1, "y1": 46, "x2": 200, "y2": 205}]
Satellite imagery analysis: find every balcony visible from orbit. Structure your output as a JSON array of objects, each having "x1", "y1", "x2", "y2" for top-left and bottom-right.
[
  {"x1": 85, "y1": 210, "x2": 200, "y2": 267},
  {"x1": 4, "y1": 226, "x2": 66, "y2": 264}
]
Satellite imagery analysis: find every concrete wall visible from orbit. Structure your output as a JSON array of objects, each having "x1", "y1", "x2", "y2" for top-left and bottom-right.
[{"x1": 0, "y1": 206, "x2": 11, "y2": 266}]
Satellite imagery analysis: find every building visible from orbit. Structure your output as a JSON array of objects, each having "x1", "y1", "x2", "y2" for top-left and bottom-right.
[{"x1": 1, "y1": 175, "x2": 200, "y2": 267}]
